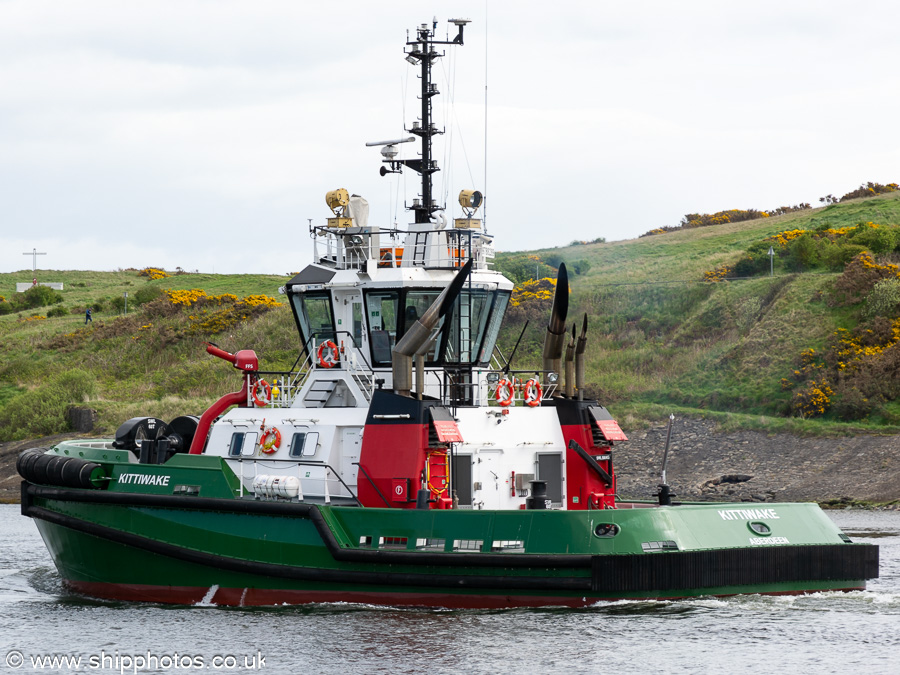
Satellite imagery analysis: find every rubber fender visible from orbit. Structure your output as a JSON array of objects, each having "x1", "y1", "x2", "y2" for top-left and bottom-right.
[
  {"x1": 17, "y1": 448, "x2": 105, "y2": 489},
  {"x1": 16, "y1": 447, "x2": 46, "y2": 479}
]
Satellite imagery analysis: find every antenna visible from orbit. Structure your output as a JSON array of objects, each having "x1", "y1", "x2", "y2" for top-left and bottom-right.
[{"x1": 367, "y1": 20, "x2": 470, "y2": 223}]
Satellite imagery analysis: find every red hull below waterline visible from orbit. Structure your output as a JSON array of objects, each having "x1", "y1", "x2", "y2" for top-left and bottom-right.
[{"x1": 63, "y1": 580, "x2": 866, "y2": 609}]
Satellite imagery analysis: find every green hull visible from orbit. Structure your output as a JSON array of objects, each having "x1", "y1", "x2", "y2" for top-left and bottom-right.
[{"x1": 19, "y1": 443, "x2": 878, "y2": 608}]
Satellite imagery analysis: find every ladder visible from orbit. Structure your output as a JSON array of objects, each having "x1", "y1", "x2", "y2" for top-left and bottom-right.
[{"x1": 426, "y1": 450, "x2": 450, "y2": 498}]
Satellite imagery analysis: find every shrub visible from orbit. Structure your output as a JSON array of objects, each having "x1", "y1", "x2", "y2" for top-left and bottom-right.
[
  {"x1": 0, "y1": 301, "x2": 12, "y2": 316},
  {"x1": 831, "y1": 252, "x2": 900, "y2": 305},
  {"x1": 46, "y1": 306, "x2": 68, "y2": 318},
  {"x1": 0, "y1": 369, "x2": 96, "y2": 441},
  {"x1": 849, "y1": 222, "x2": 898, "y2": 253},
  {"x1": 732, "y1": 254, "x2": 768, "y2": 277},
  {"x1": 784, "y1": 234, "x2": 820, "y2": 271},
  {"x1": 572, "y1": 259, "x2": 592, "y2": 275},
  {"x1": 10, "y1": 285, "x2": 63, "y2": 311},
  {"x1": 790, "y1": 380, "x2": 833, "y2": 418},
  {"x1": 830, "y1": 388, "x2": 876, "y2": 421},
  {"x1": 864, "y1": 278, "x2": 900, "y2": 319},
  {"x1": 134, "y1": 285, "x2": 163, "y2": 305},
  {"x1": 138, "y1": 267, "x2": 169, "y2": 280},
  {"x1": 839, "y1": 182, "x2": 899, "y2": 202}
]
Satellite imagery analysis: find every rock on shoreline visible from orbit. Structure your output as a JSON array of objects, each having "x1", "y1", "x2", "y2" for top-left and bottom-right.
[{"x1": 616, "y1": 418, "x2": 900, "y2": 504}]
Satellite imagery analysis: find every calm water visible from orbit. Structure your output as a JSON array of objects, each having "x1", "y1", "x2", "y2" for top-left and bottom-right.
[{"x1": 1, "y1": 503, "x2": 898, "y2": 675}]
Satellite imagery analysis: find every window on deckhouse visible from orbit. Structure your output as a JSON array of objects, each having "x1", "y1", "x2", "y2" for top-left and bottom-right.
[
  {"x1": 364, "y1": 288, "x2": 510, "y2": 368},
  {"x1": 290, "y1": 292, "x2": 336, "y2": 356}
]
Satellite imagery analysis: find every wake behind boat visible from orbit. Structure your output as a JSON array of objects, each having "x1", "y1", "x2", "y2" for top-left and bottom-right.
[{"x1": 18, "y1": 19, "x2": 877, "y2": 608}]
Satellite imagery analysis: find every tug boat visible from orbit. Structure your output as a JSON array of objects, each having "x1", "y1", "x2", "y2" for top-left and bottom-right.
[{"x1": 19, "y1": 20, "x2": 877, "y2": 608}]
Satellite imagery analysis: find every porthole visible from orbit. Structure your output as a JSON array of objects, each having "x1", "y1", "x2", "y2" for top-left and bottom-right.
[
  {"x1": 594, "y1": 523, "x2": 620, "y2": 538},
  {"x1": 748, "y1": 521, "x2": 771, "y2": 535}
]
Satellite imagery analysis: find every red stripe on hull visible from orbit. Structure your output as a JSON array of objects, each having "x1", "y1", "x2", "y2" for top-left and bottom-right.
[{"x1": 63, "y1": 580, "x2": 865, "y2": 609}]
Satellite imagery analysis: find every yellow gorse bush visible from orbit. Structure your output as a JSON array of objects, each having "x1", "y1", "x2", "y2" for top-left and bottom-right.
[
  {"x1": 139, "y1": 267, "x2": 170, "y2": 280},
  {"x1": 510, "y1": 277, "x2": 557, "y2": 307},
  {"x1": 166, "y1": 289, "x2": 209, "y2": 306},
  {"x1": 792, "y1": 380, "x2": 834, "y2": 418},
  {"x1": 243, "y1": 295, "x2": 282, "y2": 308},
  {"x1": 765, "y1": 229, "x2": 808, "y2": 247},
  {"x1": 703, "y1": 264, "x2": 732, "y2": 282},
  {"x1": 831, "y1": 319, "x2": 900, "y2": 371}
]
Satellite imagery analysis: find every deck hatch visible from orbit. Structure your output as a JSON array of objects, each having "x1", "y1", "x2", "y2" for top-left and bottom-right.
[
  {"x1": 588, "y1": 407, "x2": 627, "y2": 441},
  {"x1": 429, "y1": 408, "x2": 463, "y2": 444}
]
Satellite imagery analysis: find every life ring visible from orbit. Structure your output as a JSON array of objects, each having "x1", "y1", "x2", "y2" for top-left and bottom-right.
[
  {"x1": 252, "y1": 379, "x2": 272, "y2": 407},
  {"x1": 317, "y1": 340, "x2": 339, "y2": 368},
  {"x1": 495, "y1": 378, "x2": 514, "y2": 407},
  {"x1": 259, "y1": 426, "x2": 281, "y2": 454},
  {"x1": 524, "y1": 378, "x2": 542, "y2": 407}
]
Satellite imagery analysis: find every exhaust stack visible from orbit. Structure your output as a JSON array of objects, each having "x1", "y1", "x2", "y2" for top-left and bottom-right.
[
  {"x1": 564, "y1": 324, "x2": 576, "y2": 398},
  {"x1": 575, "y1": 313, "x2": 587, "y2": 401},
  {"x1": 541, "y1": 263, "x2": 569, "y2": 385},
  {"x1": 392, "y1": 259, "x2": 473, "y2": 396}
]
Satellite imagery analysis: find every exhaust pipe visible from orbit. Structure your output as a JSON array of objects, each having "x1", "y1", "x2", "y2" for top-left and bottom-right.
[
  {"x1": 564, "y1": 324, "x2": 576, "y2": 398},
  {"x1": 392, "y1": 259, "x2": 473, "y2": 396},
  {"x1": 575, "y1": 313, "x2": 587, "y2": 401},
  {"x1": 541, "y1": 262, "x2": 569, "y2": 385}
]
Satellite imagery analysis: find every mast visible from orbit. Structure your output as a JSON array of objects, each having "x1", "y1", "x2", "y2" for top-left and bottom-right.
[{"x1": 376, "y1": 19, "x2": 469, "y2": 223}]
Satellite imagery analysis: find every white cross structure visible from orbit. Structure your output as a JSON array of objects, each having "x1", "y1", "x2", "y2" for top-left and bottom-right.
[{"x1": 23, "y1": 248, "x2": 47, "y2": 284}]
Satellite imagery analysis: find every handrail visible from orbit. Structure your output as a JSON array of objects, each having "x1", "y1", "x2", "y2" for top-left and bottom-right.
[
  {"x1": 294, "y1": 460, "x2": 362, "y2": 506},
  {"x1": 352, "y1": 462, "x2": 390, "y2": 508}
]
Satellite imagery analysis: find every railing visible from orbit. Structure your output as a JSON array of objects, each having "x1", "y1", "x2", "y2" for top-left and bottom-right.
[
  {"x1": 235, "y1": 458, "x2": 361, "y2": 505},
  {"x1": 248, "y1": 332, "x2": 376, "y2": 408},
  {"x1": 309, "y1": 223, "x2": 493, "y2": 272}
]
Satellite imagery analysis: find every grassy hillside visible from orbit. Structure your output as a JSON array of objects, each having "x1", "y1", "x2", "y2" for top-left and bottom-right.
[
  {"x1": 495, "y1": 191, "x2": 900, "y2": 434},
  {"x1": 0, "y1": 270, "x2": 297, "y2": 441},
  {"x1": 3, "y1": 192, "x2": 900, "y2": 442}
]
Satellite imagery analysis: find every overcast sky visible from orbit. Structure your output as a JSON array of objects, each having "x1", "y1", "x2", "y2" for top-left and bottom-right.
[{"x1": 2, "y1": 0, "x2": 899, "y2": 276}]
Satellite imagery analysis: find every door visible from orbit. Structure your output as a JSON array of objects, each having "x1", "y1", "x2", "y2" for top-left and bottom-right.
[
  {"x1": 340, "y1": 427, "x2": 361, "y2": 495},
  {"x1": 451, "y1": 454, "x2": 473, "y2": 507},
  {"x1": 537, "y1": 453, "x2": 563, "y2": 507},
  {"x1": 476, "y1": 449, "x2": 504, "y2": 510}
]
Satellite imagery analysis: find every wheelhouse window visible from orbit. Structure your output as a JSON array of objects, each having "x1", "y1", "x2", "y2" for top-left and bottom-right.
[
  {"x1": 363, "y1": 287, "x2": 510, "y2": 367},
  {"x1": 403, "y1": 290, "x2": 443, "y2": 360},
  {"x1": 365, "y1": 291, "x2": 399, "y2": 366},
  {"x1": 446, "y1": 289, "x2": 490, "y2": 365},
  {"x1": 478, "y1": 291, "x2": 509, "y2": 364},
  {"x1": 291, "y1": 292, "x2": 336, "y2": 355}
]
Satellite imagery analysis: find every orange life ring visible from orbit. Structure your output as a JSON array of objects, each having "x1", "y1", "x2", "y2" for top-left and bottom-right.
[
  {"x1": 252, "y1": 379, "x2": 272, "y2": 407},
  {"x1": 317, "y1": 340, "x2": 339, "y2": 368},
  {"x1": 495, "y1": 378, "x2": 514, "y2": 407},
  {"x1": 259, "y1": 426, "x2": 282, "y2": 454},
  {"x1": 524, "y1": 378, "x2": 542, "y2": 407}
]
